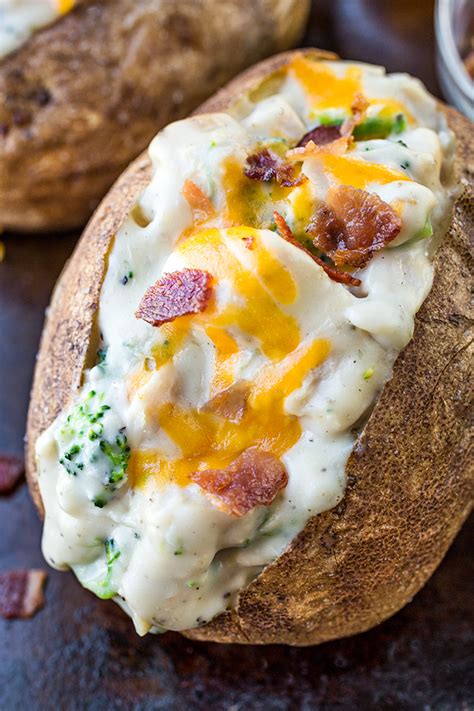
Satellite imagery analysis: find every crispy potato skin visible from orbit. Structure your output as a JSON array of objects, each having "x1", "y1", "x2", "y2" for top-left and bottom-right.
[
  {"x1": 0, "y1": 0, "x2": 309, "y2": 233},
  {"x1": 26, "y1": 50, "x2": 473, "y2": 645}
]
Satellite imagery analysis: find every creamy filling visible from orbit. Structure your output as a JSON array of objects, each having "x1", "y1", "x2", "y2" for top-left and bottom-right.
[
  {"x1": 36, "y1": 57, "x2": 457, "y2": 635},
  {"x1": 0, "y1": 0, "x2": 75, "y2": 58}
]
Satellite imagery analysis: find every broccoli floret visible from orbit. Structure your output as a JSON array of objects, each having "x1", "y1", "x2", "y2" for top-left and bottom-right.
[
  {"x1": 99, "y1": 432, "x2": 130, "y2": 485},
  {"x1": 313, "y1": 112, "x2": 407, "y2": 141},
  {"x1": 317, "y1": 114, "x2": 344, "y2": 127},
  {"x1": 58, "y1": 390, "x2": 131, "y2": 506},
  {"x1": 101, "y1": 538, "x2": 121, "y2": 598},
  {"x1": 354, "y1": 113, "x2": 407, "y2": 140},
  {"x1": 77, "y1": 537, "x2": 122, "y2": 600}
]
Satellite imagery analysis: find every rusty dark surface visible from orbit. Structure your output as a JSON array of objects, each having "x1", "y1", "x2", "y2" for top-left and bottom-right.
[{"x1": 0, "y1": 2, "x2": 472, "y2": 708}]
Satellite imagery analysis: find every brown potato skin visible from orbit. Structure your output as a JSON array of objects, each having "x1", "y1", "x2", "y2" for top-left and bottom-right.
[
  {"x1": 0, "y1": 0, "x2": 310, "y2": 233},
  {"x1": 26, "y1": 50, "x2": 473, "y2": 645}
]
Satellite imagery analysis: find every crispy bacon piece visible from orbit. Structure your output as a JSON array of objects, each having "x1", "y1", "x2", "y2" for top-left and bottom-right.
[
  {"x1": 202, "y1": 381, "x2": 250, "y2": 423},
  {"x1": 341, "y1": 93, "x2": 369, "y2": 137},
  {"x1": 136, "y1": 269, "x2": 213, "y2": 327},
  {"x1": 242, "y1": 235, "x2": 255, "y2": 250},
  {"x1": 307, "y1": 185, "x2": 402, "y2": 268},
  {"x1": 182, "y1": 179, "x2": 215, "y2": 223},
  {"x1": 191, "y1": 447, "x2": 288, "y2": 517},
  {"x1": 0, "y1": 570, "x2": 47, "y2": 619},
  {"x1": 297, "y1": 124, "x2": 342, "y2": 148},
  {"x1": 0, "y1": 454, "x2": 24, "y2": 494},
  {"x1": 272, "y1": 210, "x2": 296, "y2": 242},
  {"x1": 294, "y1": 95, "x2": 368, "y2": 150},
  {"x1": 287, "y1": 136, "x2": 351, "y2": 162},
  {"x1": 244, "y1": 148, "x2": 298, "y2": 187},
  {"x1": 273, "y1": 211, "x2": 361, "y2": 287}
]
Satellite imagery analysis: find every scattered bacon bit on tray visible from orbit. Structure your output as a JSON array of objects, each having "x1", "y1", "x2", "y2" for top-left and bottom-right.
[
  {"x1": 202, "y1": 381, "x2": 250, "y2": 423},
  {"x1": 182, "y1": 179, "x2": 215, "y2": 223},
  {"x1": 273, "y1": 211, "x2": 361, "y2": 286},
  {"x1": 191, "y1": 447, "x2": 288, "y2": 517},
  {"x1": 0, "y1": 570, "x2": 47, "y2": 619},
  {"x1": 341, "y1": 92, "x2": 369, "y2": 137},
  {"x1": 0, "y1": 454, "x2": 24, "y2": 494},
  {"x1": 244, "y1": 148, "x2": 299, "y2": 187},
  {"x1": 307, "y1": 185, "x2": 402, "y2": 268},
  {"x1": 297, "y1": 124, "x2": 342, "y2": 148},
  {"x1": 136, "y1": 268, "x2": 213, "y2": 327}
]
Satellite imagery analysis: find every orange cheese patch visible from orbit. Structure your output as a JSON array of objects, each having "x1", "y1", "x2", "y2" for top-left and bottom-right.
[
  {"x1": 221, "y1": 158, "x2": 318, "y2": 253},
  {"x1": 56, "y1": 0, "x2": 75, "y2": 14},
  {"x1": 289, "y1": 57, "x2": 363, "y2": 114},
  {"x1": 319, "y1": 153, "x2": 412, "y2": 190},
  {"x1": 288, "y1": 56, "x2": 414, "y2": 124},
  {"x1": 128, "y1": 337, "x2": 330, "y2": 489},
  {"x1": 127, "y1": 228, "x2": 330, "y2": 489},
  {"x1": 178, "y1": 228, "x2": 300, "y2": 360}
]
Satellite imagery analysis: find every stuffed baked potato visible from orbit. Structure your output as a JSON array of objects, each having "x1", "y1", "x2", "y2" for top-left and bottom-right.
[
  {"x1": 27, "y1": 49, "x2": 472, "y2": 645},
  {"x1": 0, "y1": 0, "x2": 309, "y2": 233}
]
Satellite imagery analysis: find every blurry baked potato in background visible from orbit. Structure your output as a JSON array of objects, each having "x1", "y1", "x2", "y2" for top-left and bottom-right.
[{"x1": 0, "y1": 0, "x2": 310, "y2": 233}]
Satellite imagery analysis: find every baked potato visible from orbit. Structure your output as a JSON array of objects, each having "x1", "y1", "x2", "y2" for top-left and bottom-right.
[
  {"x1": 26, "y1": 49, "x2": 472, "y2": 645},
  {"x1": 0, "y1": 0, "x2": 310, "y2": 233}
]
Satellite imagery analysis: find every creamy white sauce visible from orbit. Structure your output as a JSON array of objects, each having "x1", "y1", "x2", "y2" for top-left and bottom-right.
[
  {"x1": 0, "y1": 0, "x2": 73, "y2": 58},
  {"x1": 36, "y1": 59, "x2": 457, "y2": 635}
]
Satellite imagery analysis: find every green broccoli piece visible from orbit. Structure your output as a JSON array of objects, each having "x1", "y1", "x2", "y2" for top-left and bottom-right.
[
  {"x1": 79, "y1": 538, "x2": 122, "y2": 600},
  {"x1": 58, "y1": 391, "x2": 131, "y2": 506},
  {"x1": 353, "y1": 113, "x2": 407, "y2": 140},
  {"x1": 313, "y1": 112, "x2": 407, "y2": 141},
  {"x1": 402, "y1": 216, "x2": 433, "y2": 247},
  {"x1": 102, "y1": 538, "x2": 121, "y2": 598}
]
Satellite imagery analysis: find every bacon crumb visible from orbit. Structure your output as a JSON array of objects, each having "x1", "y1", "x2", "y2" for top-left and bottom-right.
[
  {"x1": 202, "y1": 381, "x2": 250, "y2": 423},
  {"x1": 307, "y1": 185, "x2": 402, "y2": 268},
  {"x1": 341, "y1": 93, "x2": 369, "y2": 137},
  {"x1": 272, "y1": 210, "x2": 294, "y2": 242},
  {"x1": 243, "y1": 235, "x2": 255, "y2": 250},
  {"x1": 136, "y1": 268, "x2": 213, "y2": 327},
  {"x1": 297, "y1": 124, "x2": 342, "y2": 148},
  {"x1": 244, "y1": 148, "x2": 299, "y2": 187},
  {"x1": 182, "y1": 179, "x2": 215, "y2": 223},
  {"x1": 191, "y1": 447, "x2": 288, "y2": 517},
  {"x1": 287, "y1": 136, "x2": 351, "y2": 162},
  {"x1": 0, "y1": 570, "x2": 47, "y2": 619},
  {"x1": 273, "y1": 211, "x2": 361, "y2": 286},
  {"x1": 0, "y1": 454, "x2": 24, "y2": 494}
]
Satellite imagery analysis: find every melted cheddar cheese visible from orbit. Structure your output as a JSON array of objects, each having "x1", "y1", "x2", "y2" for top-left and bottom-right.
[
  {"x1": 127, "y1": 228, "x2": 327, "y2": 490},
  {"x1": 289, "y1": 56, "x2": 414, "y2": 124}
]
